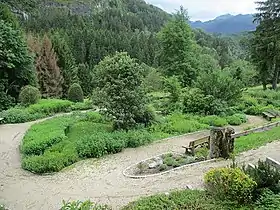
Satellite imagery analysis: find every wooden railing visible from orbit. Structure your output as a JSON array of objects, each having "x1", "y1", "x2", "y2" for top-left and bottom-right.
[{"x1": 231, "y1": 121, "x2": 280, "y2": 139}]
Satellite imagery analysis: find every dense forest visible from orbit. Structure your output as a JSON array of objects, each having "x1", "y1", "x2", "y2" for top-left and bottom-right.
[{"x1": 0, "y1": 0, "x2": 258, "y2": 111}]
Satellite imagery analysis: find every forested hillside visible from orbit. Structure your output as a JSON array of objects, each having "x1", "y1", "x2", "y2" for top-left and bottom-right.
[{"x1": 190, "y1": 14, "x2": 256, "y2": 34}]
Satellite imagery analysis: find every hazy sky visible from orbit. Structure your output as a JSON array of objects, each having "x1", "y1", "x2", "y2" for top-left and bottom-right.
[{"x1": 147, "y1": 0, "x2": 257, "y2": 21}]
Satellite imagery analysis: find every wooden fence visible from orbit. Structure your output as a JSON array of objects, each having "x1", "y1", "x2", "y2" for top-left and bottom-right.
[{"x1": 231, "y1": 121, "x2": 280, "y2": 139}]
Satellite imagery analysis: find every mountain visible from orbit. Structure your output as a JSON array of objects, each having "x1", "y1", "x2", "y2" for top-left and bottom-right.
[{"x1": 190, "y1": 14, "x2": 257, "y2": 34}]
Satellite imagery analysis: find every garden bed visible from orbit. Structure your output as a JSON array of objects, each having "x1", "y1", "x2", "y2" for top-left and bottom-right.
[{"x1": 123, "y1": 152, "x2": 209, "y2": 178}]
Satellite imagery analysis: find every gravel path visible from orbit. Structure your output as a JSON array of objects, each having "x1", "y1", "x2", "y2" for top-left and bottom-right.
[{"x1": 0, "y1": 115, "x2": 279, "y2": 210}]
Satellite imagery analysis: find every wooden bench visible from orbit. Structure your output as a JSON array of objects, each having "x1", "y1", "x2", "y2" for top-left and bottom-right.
[
  {"x1": 262, "y1": 111, "x2": 276, "y2": 121},
  {"x1": 182, "y1": 136, "x2": 210, "y2": 155}
]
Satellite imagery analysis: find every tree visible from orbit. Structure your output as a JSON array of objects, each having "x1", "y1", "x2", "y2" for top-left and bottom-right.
[
  {"x1": 93, "y1": 52, "x2": 148, "y2": 130},
  {"x1": 253, "y1": 0, "x2": 280, "y2": 90},
  {"x1": 196, "y1": 70, "x2": 243, "y2": 106},
  {"x1": 77, "y1": 63, "x2": 93, "y2": 96},
  {"x1": 50, "y1": 31, "x2": 78, "y2": 97},
  {"x1": 157, "y1": 6, "x2": 197, "y2": 86},
  {"x1": 28, "y1": 34, "x2": 63, "y2": 98},
  {"x1": 0, "y1": 20, "x2": 36, "y2": 111}
]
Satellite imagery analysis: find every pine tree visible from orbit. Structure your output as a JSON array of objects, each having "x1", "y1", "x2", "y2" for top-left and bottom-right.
[
  {"x1": 29, "y1": 34, "x2": 64, "y2": 98},
  {"x1": 157, "y1": 6, "x2": 197, "y2": 86},
  {"x1": 50, "y1": 31, "x2": 78, "y2": 97}
]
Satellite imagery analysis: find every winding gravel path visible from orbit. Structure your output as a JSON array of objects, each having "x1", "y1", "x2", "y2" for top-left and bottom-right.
[{"x1": 0, "y1": 115, "x2": 279, "y2": 210}]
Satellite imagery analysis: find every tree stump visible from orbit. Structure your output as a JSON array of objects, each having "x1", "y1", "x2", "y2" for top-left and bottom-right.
[{"x1": 209, "y1": 127, "x2": 235, "y2": 159}]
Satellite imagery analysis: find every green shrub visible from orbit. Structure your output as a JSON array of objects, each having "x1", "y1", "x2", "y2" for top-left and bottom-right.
[
  {"x1": 0, "y1": 204, "x2": 6, "y2": 210},
  {"x1": 76, "y1": 134, "x2": 107, "y2": 158},
  {"x1": 204, "y1": 167, "x2": 257, "y2": 203},
  {"x1": 22, "y1": 148, "x2": 79, "y2": 174},
  {"x1": 164, "y1": 157, "x2": 176, "y2": 166},
  {"x1": 226, "y1": 114, "x2": 247, "y2": 125},
  {"x1": 195, "y1": 147, "x2": 209, "y2": 160},
  {"x1": 199, "y1": 116, "x2": 228, "y2": 127},
  {"x1": 104, "y1": 132, "x2": 126, "y2": 154},
  {"x1": 159, "y1": 164, "x2": 168, "y2": 171},
  {"x1": 122, "y1": 190, "x2": 248, "y2": 210},
  {"x1": 71, "y1": 99, "x2": 93, "y2": 111},
  {"x1": 0, "y1": 108, "x2": 46, "y2": 123},
  {"x1": 61, "y1": 200, "x2": 111, "y2": 210},
  {"x1": 28, "y1": 99, "x2": 72, "y2": 115},
  {"x1": 19, "y1": 85, "x2": 41, "y2": 106},
  {"x1": 125, "y1": 130, "x2": 153, "y2": 148},
  {"x1": 243, "y1": 160, "x2": 280, "y2": 195},
  {"x1": 68, "y1": 83, "x2": 84, "y2": 103},
  {"x1": 255, "y1": 189, "x2": 280, "y2": 210}
]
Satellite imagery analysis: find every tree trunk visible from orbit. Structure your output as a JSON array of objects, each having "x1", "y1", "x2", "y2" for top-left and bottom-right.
[
  {"x1": 263, "y1": 83, "x2": 267, "y2": 90},
  {"x1": 272, "y1": 68, "x2": 279, "y2": 90},
  {"x1": 209, "y1": 127, "x2": 225, "y2": 159},
  {"x1": 209, "y1": 127, "x2": 235, "y2": 159}
]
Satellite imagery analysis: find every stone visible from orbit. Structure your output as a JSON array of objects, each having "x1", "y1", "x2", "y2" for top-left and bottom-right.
[{"x1": 148, "y1": 157, "x2": 163, "y2": 169}]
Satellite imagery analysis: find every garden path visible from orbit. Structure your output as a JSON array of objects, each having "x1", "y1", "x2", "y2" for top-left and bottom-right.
[{"x1": 1, "y1": 115, "x2": 279, "y2": 210}]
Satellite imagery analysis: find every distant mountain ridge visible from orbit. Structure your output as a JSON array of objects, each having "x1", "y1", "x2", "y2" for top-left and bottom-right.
[{"x1": 190, "y1": 14, "x2": 257, "y2": 34}]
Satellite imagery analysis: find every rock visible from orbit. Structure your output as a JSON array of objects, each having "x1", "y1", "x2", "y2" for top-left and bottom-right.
[{"x1": 148, "y1": 157, "x2": 163, "y2": 169}]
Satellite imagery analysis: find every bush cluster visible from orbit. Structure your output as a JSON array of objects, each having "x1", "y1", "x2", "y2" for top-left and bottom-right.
[
  {"x1": 204, "y1": 167, "x2": 257, "y2": 203},
  {"x1": 19, "y1": 85, "x2": 41, "y2": 106},
  {"x1": 0, "y1": 99, "x2": 93, "y2": 124},
  {"x1": 68, "y1": 83, "x2": 84, "y2": 103},
  {"x1": 21, "y1": 113, "x2": 157, "y2": 174}
]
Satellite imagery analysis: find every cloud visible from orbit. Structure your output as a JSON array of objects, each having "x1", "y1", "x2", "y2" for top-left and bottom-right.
[{"x1": 147, "y1": 0, "x2": 256, "y2": 21}]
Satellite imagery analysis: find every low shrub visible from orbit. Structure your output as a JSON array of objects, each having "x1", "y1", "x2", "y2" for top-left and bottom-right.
[
  {"x1": 204, "y1": 167, "x2": 257, "y2": 203},
  {"x1": 125, "y1": 130, "x2": 153, "y2": 148},
  {"x1": 199, "y1": 115, "x2": 228, "y2": 127},
  {"x1": 27, "y1": 99, "x2": 72, "y2": 115},
  {"x1": 164, "y1": 157, "x2": 176, "y2": 166},
  {"x1": 226, "y1": 114, "x2": 247, "y2": 125},
  {"x1": 255, "y1": 189, "x2": 280, "y2": 210},
  {"x1": 71, "y1": 100, "x2": 93, "y2": 111},
  {"x1": 19, "y1": 85, "x2": 41, "y2": 106},
  {"x1": 68, "y1": 83, "x2": 84, "y2": 103},
  {"x1": 195, "y1": 147, "x2": 209, "y2": 160},
  {"x1": 61, "y1": 200, "x2": 111, "y2": 210},
  {"x1": 122, "y1": 190, "x2": 248, "y2": 210},
  {"x1": 159, "y1": 164, "x2": 168, "y2": 171},
  {"x1": 243, "y1": 160, "x2": 280, "y2": 195},
  {"x1": 0, "y1": 108, "x2": 46, "y2": 123}
]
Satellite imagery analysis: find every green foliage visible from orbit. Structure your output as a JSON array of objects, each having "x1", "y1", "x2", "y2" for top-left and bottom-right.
[
  {"x1": 204, "y1": 167, "x2": 257, "y2": 203},
  {"x1": 183, "y1": 88, "x2": 226, "y2": 115},
  {"x1": 255, "y1": 189, "x2": 280, "y2": 210},
  {"x1": 0, "y1": 20, "x2": 36, "y2": 110},
  {"x1": 27, "y1": 99, "x2": 72, "y2": 115},
  {"x1": 19, "y1": 85, "x2": 41, "y2": 106},
  {"x1": 68, "y1": 83, "x2": 84, "y2": 103},
  {"x1": 0, "y1": 107, "x2": 46, "y2": 124},
  {"x1": 235, "y1": 126, "x2": 280, "y2": 154},
  {"x1": 151, "y1": 113, "x2": 209, "y2": 135},
  {"x1": 123, "y1": 189, "x2": 248, "y2": 210},
  {"x1": 199, "y1": 116, "x2": 228, "y2": 127},
  {"x1": 0, "y1": 3, "x2": 19, "y2": 28},
  {"x1": 226, "y1": 114, "x2": 247, "y2": 125},
  {"x1": 196, "y1": 70, "x2": 243, "y2": 106},
  {"x1": 158, "y1": 7, "x2": 197, "y2": 86},
  {"x1": 61, "y1": 200, "x2": 111, "y2": 210},
  {"x1": 159, "y1": 164, "x2": 168, "y2": 171},
  {"x1": 0, "y1": 99, "x2": 92, "y2": 124},
  {"x1": 243, "y1": 160, "x2": 280, "y2": 194},
  {"x1": 195, "y1": 147, "x2": 209, "y2": 160},
  {"x1": 94, "y1": 52, "x2": 148, "y2": 130},
  {"x1": 163, "y1": 157, "x2": 176, "y2": 167},
  {"x1": 77, "y1": 63, "x2": 93, "y2": 96}
]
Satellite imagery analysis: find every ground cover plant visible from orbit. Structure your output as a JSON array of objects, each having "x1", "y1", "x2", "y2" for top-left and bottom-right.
[{"x1": 0, "y1": 99, "x2": 93, "y2": 124}]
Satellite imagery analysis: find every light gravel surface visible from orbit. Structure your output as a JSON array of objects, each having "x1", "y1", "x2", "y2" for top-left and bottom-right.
[{"x1": 0, "y1": 115, "x2": 279, "y2": 210}]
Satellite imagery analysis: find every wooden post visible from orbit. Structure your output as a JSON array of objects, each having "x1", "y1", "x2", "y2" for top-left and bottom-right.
[{"x1": 209, "y1": 127, "x2": 235, "y2": 159}]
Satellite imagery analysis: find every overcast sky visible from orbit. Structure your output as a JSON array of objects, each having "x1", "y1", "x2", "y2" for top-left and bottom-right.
[{"x1": 147, "y1": 0, "x2": 257, "y2": 21}]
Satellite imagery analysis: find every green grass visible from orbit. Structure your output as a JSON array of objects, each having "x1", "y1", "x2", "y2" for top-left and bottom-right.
[
  {"x1": 0, "y1": 99, "x2": 94, "y2": 124},
  {"x1": 235, "y1": 126, "x2": 280, "y2": 154}
]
